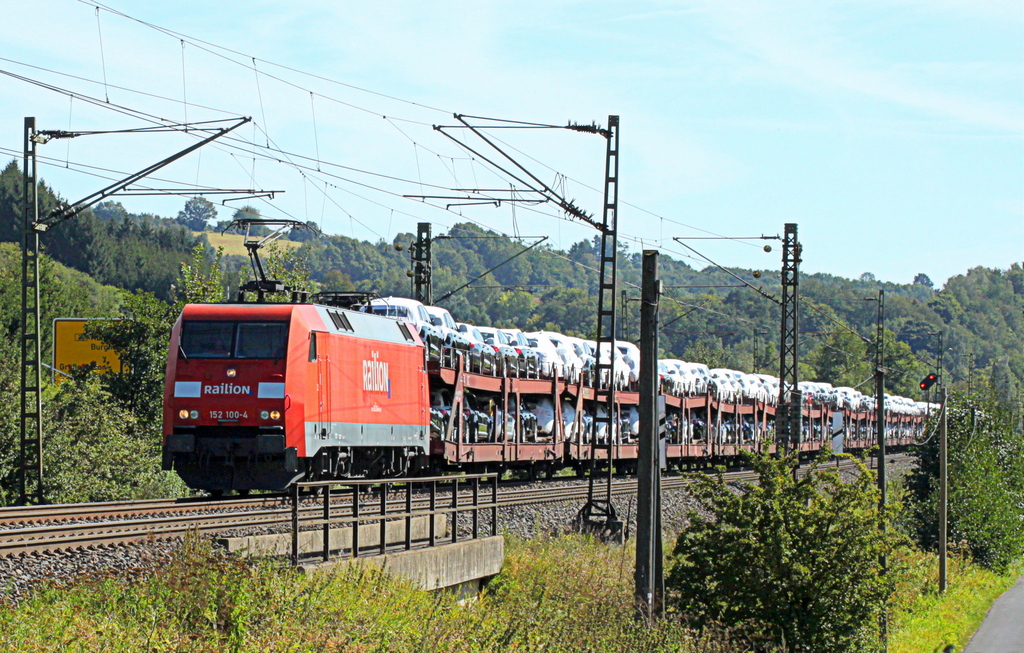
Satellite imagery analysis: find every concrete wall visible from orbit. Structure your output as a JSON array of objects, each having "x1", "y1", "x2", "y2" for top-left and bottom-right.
[{"x1": 298, "y1": 536, "x2": 505, "y2": 594}]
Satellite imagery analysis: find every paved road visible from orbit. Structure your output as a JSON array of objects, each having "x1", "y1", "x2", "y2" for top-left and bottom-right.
[{"x1": 964, "y1": 575, "x2": 1024, "y2": 653}]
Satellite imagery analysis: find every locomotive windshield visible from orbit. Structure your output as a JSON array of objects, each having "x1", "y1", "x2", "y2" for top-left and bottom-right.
[{"x1": 180, "y1": 321, "x2": 289, "y2": 359}]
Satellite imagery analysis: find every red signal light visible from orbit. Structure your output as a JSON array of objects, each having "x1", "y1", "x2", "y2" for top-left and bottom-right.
[{"x1": 919, "y1": 373, "x2": 939, "y2": 390}]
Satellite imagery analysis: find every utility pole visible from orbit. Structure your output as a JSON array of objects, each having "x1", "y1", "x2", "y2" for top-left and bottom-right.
[
  {"x1": 635, "y1": 250, "x2": 663, "y2": 623},
  {"x1": 19, "y1": 117, "x2": 43, "y2": 506},
  {"x1": 873, "y1": 288, "x2": 887, "y2": 649},
  {"x1": 777, "y1": 223, "x2": 801, "y2": 454},
  {"x1": 412, "y1": 222, "x2": 432, "y2": 304},
  {"x1": 939, "y1": 386, "x2": 948, "y2": 593}
]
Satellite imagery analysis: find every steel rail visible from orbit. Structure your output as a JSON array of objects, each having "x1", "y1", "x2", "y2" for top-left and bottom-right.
[{"x1": 0, "y1": 494, "x2": 290, "y2": 526}]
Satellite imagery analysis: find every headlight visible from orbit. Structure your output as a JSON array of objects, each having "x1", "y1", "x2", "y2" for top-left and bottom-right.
[
  {"x1": 260, "y1": 410, "x2": 269, "y2": 419},
  {"x1": 226, "y1": 368, "x2": 237, "y2": 378},
  {"x1": 189, "y1": 410, "x2": 199, "y2": 419},
  {"x1": 178, "y1": 409, "x2": 189, "y2": 419},
  {"x1": 270, "y1": 410, "x2": 281, "y2": 420}
]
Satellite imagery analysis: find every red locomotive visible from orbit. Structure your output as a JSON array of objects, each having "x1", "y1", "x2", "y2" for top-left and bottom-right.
[{"x1": 162, "y1": 302, "x2": 430, "y2": 492}]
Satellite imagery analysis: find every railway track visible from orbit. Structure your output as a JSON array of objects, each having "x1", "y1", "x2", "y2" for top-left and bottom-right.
[{"x1": 0, "y1": 454, "x2": 910, "y2": 558}]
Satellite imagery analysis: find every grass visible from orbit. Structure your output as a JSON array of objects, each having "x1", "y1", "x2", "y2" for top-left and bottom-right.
[
  {"x1": 0, "y1": 532, "x2": 742, "y2": 653},
  {"x1": 888, "y1": 546, "x2": 1023, "y2": 653},
  {"x1": 2, "y1": 528, "x2": 1017, "y2": 652},
  {"x1": 194, "y1": 231, "x2": 302, "y2": 258}
]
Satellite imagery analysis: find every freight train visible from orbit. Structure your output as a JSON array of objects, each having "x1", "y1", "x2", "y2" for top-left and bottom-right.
[{"x1": 162, "y1": 295, "x2": 929, "y2": 493}]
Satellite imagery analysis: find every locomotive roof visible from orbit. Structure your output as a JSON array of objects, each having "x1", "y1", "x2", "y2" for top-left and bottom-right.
[
  {"x1": 178, "y1": 302, "x2": 421, "y2": 347},
  {"x1": 180, "y1": 303, "x2": 297, "y2": 320}
]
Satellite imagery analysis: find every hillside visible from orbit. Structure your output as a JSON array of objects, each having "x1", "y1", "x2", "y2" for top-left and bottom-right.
[
  {"x1": 297, "y1": 223, "x2": 1023, "y2": 402},
  {"x1": 0, "y1": 162, "x2": 199, "y2": 302},
  {"x1": 0, "y1": 156, "x2": 1018, "y2": 401}
]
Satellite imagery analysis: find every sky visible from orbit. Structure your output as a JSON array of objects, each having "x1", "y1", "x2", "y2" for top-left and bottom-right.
[{"x1": 0, "y1": 0, "x2": 1020, "y2": 286}]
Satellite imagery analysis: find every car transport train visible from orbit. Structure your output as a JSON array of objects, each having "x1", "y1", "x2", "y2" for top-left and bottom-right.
[{"x1": 162, "y1": 296, "x2": 930, "y2": 493}]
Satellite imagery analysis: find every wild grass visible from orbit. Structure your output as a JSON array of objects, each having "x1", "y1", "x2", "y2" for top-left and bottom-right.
[
  {"x1": 0, "y1": 532, "x2": 742, "y2": 653},
  {"x1": 888, "y1": 546, "x2": 1023, "y2": 653},
  {"x1": 3, "y1": 528, "x2": 1016, "y2": 652}
]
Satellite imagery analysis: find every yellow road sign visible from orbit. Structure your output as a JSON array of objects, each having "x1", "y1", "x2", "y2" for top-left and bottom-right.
[{"x1": 53, "y1": 319, "x2": 122, "y2": 380}]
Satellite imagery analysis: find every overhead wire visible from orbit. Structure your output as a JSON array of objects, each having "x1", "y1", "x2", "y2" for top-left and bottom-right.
[
  {"x1": 0, "y1": 57, "x2": 695, "y2": 264},
  {"x1": 481, "y1": 128, "x2": 762, "y2": 245},
  {"x1": 93, "y1": 5, "x2": 110, "y2": 103},
  {"x1": 11, "y1": 9, "x2": 745, "y2": 256},
  {"x1": 6, "y1": 13, "x2": 799, "y2": 311},
  {"x1": 83, "y1": 0, "x2": 451, "y2": 119}
]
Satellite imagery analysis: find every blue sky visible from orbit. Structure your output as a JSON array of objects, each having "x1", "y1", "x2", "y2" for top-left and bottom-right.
[{"x1": 0, "y1": 0, "x2": 1020, "y2": 285}]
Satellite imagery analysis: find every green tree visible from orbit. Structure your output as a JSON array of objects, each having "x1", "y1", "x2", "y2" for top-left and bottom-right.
[
  {"x1": 83, "y1": 290, "x2": 179, "y2": 425},
  {"x1": 667, "y1": 452, "x2": 894, "y2": 652},
  {"x1": 176, "y1": 197, "x2": 217, "y2": 231},
  {"x1": 879, "y1": 330, "x2": 927, "y2": 396},
  {"x1": 806, "y1": 328, "x2": 872, "y2": 388},
  {"x1": 261, "y1": 242, "x2": 318, "y2": 300},
  {"x1": 681, "y1": 339, "x2": 728, "y2": 370},
  {"x1": 180, "y1": 243, "x2": 225, "y2": 303}
]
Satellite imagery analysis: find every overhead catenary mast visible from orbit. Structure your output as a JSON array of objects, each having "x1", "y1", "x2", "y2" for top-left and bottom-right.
[
  {"x1": 18, "y1": 115, "x2": 273, "y2": 505},
  {"x1": 776, "y1": 223, "x2": 801, "y2": 453}
]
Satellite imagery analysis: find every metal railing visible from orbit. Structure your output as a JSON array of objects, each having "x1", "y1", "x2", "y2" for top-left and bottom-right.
[{"x1": 290, "y1": 473, "x2": 499, "y2": 565}]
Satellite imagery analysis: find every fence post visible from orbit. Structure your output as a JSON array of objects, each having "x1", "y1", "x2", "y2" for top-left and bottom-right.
[
  {"x1": 429, "y1": 480, "x2": 437, "y2": 547},
  {"x1": 380, "y1": 481, "x2": 388, "y2": 556},
  {"x1": 352, "y1": 484, "x2": 360, "y2": 558},
  {"x1": 491, "y1": 474, "x2": 498, "y2": 536},
  {"x1": 451, "y1": 477, "x2": 459, "y2": 544},
  {"x1": 291, "y1": 483, "x2": 300, "y2": 566},
  {"x1": 405, "y1": 481, "x2": 413, "y2": 550},
  {"x1": 322, "y1": 484, "x2": 331, "y2": 563},
  {"x1": 472, "y1": 476, "x2": 480, "y2": 539}
]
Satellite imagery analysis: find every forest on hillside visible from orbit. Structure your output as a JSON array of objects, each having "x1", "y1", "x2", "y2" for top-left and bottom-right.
[{"x1": 0, "y1": 158, "x2": 1021, "y2": 407}]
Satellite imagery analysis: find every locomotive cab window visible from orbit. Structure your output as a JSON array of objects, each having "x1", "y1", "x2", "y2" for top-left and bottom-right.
[
  {"x1": 236, "y1": 322, "x2": 288, "y2": 359},
  {"x1": 180, "y1": 321, "x2": 289, "y2": 359}
]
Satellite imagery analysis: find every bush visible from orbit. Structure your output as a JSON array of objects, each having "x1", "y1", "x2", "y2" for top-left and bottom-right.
[
  {"x1": 666, "y1": 452, "x2": 895, "y2": 652},
  {"x1": 905, "y1": 390, "x2": 1024, "y2": 571}
]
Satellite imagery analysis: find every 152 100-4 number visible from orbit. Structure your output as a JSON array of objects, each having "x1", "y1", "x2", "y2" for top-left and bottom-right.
[{"x1": 209, "y1": 410, "x2": 248, "y2": 420}]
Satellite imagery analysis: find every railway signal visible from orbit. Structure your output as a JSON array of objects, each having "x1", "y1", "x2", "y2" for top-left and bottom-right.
[{"x1": 919, "y1": 373, "x2": 939, "y2": 391}]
